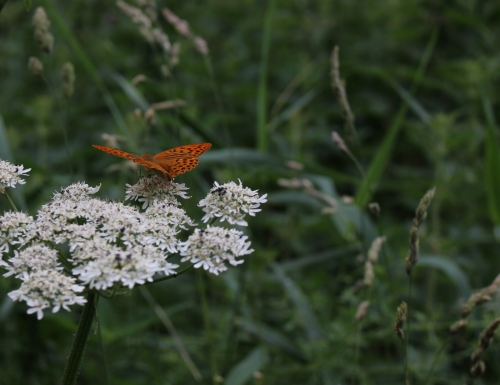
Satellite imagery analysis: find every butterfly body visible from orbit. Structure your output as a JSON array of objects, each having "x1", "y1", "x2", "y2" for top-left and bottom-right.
[{"x1": 93, "y1": 143, "x2": 211, "y2": 181}]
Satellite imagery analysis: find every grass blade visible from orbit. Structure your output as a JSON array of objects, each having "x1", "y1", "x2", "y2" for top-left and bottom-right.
[
  {"x1": 419, "y1": 255, "x2": 470, "y2": 298},
  {"x1": 355, "y1": 28, "x2": 438, "y2": 207},
  {"x1": 272, "y1": 263, "x2": 322, "y2": 341},
  {"x1": 0, "y1": 115, "x2": 13, "y2": 162},
  {"x1": 239, "y1": 319, "x2": 307, "y2": 362},
  {"x1": 256, "y1": 0, "x2": 277, "y2": 152},
  {"x1": 482, "y1": 95, "x2": 500, "y2": 225},
  {"x1": 224, "y1": 348, "x2": 268, "y2": 385}
]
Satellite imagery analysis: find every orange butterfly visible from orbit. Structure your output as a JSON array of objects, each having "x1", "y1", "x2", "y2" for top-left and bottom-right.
[{"x1": 93, "y1": 143, "x2": 212, "y2": 181}]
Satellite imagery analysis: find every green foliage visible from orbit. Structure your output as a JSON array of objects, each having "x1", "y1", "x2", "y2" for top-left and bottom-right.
[{"x1": 2, "y1": 0, "x2": 500, "y2": 384}]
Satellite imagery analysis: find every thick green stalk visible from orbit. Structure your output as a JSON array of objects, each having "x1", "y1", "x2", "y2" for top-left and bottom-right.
[
  {"x1": 61, "y1": 291, "x2": 99, "y2": 385},
  {"x1": 197, "y1": 270, "x2": 218, "y2": 384}
]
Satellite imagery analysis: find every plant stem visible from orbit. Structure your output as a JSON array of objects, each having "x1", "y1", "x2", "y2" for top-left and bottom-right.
[
  {"x1": 4, "y1": 191, "x2": 18, "y2": 211},
  {"x1": 61, "y1": 291, "x2": 99, "y2": 385},
  {"x1": 404, "y1": 276, "x2": 413, "y2": 383},
  {"x1": 197, "y1": 270, "x2": 218, "y2": 383}
]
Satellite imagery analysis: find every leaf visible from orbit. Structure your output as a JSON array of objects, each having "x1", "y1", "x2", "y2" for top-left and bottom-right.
[
  {"x1": 268, "y1": 88, "x2": 322, "y2": 132},
  {"x1": 279, "y1": 244, "x2": 361, "y2": 272},
  {"x1": 256, "y1": 0, "x2": 277, "y2": 152},
  {"x1": 482, "y1": 95, "x2": 500, "y2": 225},
  {"x1": 418, "y1": 255, "x2": 471, "y2": 298},
  {"x1": 224, "y1": 348, "x2": 269, "y2": 385},
  {"x1": 0, "y1": 297, "x2": 14, "y2": 321},
  {"x1": 238, "y1": 319, "x2": 307, "y2": 363},
  {"x1": 0, "y1": 114, "x2": 12, "y2": 161},
  {"x1": 272, "y1": 263, "x2": 322, "y2": 341},
  {"x1": 112, "y1": 73, "x2": 149, "y2": 110},
  {"x1": 267, "y1": 191, "x2": 324, "y2": 209},
  {"x1": 355, "y1": 29, "x2": 439, "y2": 207},
  {"x1": 307, "y1": 175, "x2": 379, "y2": 241}
]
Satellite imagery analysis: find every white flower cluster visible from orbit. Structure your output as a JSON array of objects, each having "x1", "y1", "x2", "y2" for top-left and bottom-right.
[
  {"x1": 0, "y1": 211, "x2": 33, "y2": 253},
  {"x1": 180, "y1": 226, "x2": 253, "y2": 275},
  {"x1": 8, "y1": 270, "x2": 86, "y2": 320},
  {"x1": 125, "y1": 176, "x2": 190, "y2": 209},
  {"x1": 1, "y1": 176, "x2": 266, "y2": 319},
  {"x1": 0, "y1": 159, "x2": 31, "y2": 194},
  {"x1": 198, "y1": 180, "x2": 267, "y2": 226}
]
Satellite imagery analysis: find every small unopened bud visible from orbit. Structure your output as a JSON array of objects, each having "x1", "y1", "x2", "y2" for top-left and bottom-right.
[
  {"x1": 470, "y1": 361, "x2": 486, "y2": 379},
  {"x1": 321, "y1": 207, "x2": 337, "y2": 215},
  {"x1": 415, "y1": 188, "x2": 435, "y2": 225},
  {"x1": 132, "y1": 74, "x2": 147, "y2": 85},
  {"x1": 134, "y1": 108, "x2": 143, "y2": 119},
  {"x1": 151, "y1": 100, "x2": 187, "y2": 110},
  {"x1": 253, "y1": 371, "x2": 264, "y2": 380},
  {"x1": 285, "y1": 160, "x2": 304, "y2": 170},
  {"x1": 342, "y1": 196, "x2": 354, "y2": 204},
  {"x1": 394, "y1": 302, "x2": 407, "y2": 340},
  {"x1": 301, "y1": 179, "x2": 313, "y2": 189},
  {"x1": 101, "y1": 133, "x2": 124, "y2": 148},
  {"x1": 144, "y1": 108, "x2": 155, "y2": 125},
  {"x1": 62, "y1": 62, "x2": 75, "y2": 98},
  {"x1": 28, "y1": 56, "x2": 44, "y2": 76},
  {"x1": 32, "y1": 7, "x2": 54, "y2": 53},
  {"x1": 405, "y1": 188, "x2": 435, "y2": 276},
  {"x1": 450, "y1": 319, "x2": 469, "y2": 334},
  {"x1": 277, "y1": 178, "x2": 303, "y2": 189},
  {"x1": 368, "y1": 236, "x2": 386, "y2": 263},
  {"x1": 170, "y1": 42, "x2": 180, "y2": 67},
  {"x1": 160, "y1": 65, "x2": 171, "y2": 77},
  {"x1": 163, "y1": 8, "x2": 192, "y2": 38},
  {"x1": 355, "y1": 300, "x2": 370, "y2": 321},
  {"x1": 470, "y1": 318, "x2": 500, "y2": 379},
  {"x1": 153, "y1": 28, "x2": 171, "y2": 53},
  {"x1": 193, "y1": 36, "x2": 209, "y2": 55},
  {"x1": 363, "y1": 261, "x2": 374, "y2": 287},
  {"x1": 332, "y1": 131, "x2": 349, "y2": 154},
  {"x1": 368, "y1": 202, "x2": 380, "y2": 216}
]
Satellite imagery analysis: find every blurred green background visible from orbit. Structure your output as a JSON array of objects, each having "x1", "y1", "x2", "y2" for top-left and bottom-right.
[{"x1": 2, "y1": 0, "x2": 500, "y2": 384}]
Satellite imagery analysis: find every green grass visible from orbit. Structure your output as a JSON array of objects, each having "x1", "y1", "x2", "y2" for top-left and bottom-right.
[{"x1": 2, "y1": 0, "x2": 500, "y2": 384}]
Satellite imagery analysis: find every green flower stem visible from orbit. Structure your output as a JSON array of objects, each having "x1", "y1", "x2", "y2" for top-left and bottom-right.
[
  {"x1": 146, "y1": 264, "x2": 194, "y2": 285},
  {"x1": 62, "y1": 291, "x2": 99, "y2": 385},
  {"x1": 4, "y1": 191, "x2": 18, "y2": 211}
]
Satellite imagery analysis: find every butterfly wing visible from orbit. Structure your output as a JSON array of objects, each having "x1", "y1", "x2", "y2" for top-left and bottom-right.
[
  {"x1": 154, "y1": 143, "x2": 211, "y2": 178},
  {"x1": 154, "y1": 143, "x2": 212, "y2": 159},
  {"x1": 92, "y1": 144, "x2": 168, "y2": 176}
]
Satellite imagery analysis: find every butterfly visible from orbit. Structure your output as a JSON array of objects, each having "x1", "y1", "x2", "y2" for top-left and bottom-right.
[{"x1": 93, "y1": 143, "x2": 212, "y2": 181}]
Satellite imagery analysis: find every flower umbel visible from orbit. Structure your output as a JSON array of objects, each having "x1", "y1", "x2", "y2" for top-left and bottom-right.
[
  {"x1": 2, "y1": 176, "x2": 265, "y2": 319},
  {"x1": 125, "y1": 175, "x2": 189, "y2": 209},
  {"x1": 8, "y1": 270, "x2": 86, "y2": 320},
  {"x1": 0, "y1": 160, "x2": 31, "y2": 194},
  {"x1": 198, "y1": 180, "x2": 267, "y2": 226},
  {"x1": 180, "y1": 226, "x2": 253, "y2": 275},
  {"x1": 2, "y1": 181, "x2": 181, "y2": 318}
]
